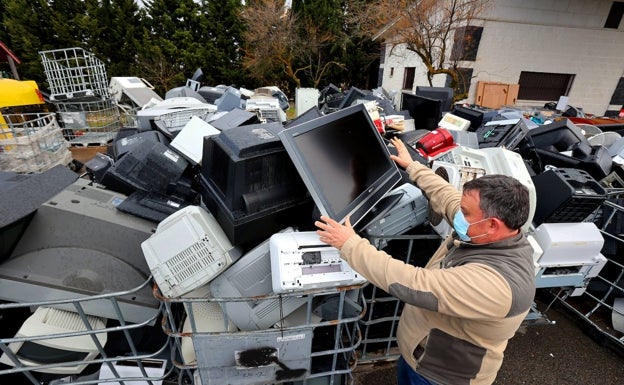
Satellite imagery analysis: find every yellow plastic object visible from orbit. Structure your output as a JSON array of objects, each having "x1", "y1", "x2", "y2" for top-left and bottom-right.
[{"x1": 0, "y1": 79, "x2": 46, "y2": 138}]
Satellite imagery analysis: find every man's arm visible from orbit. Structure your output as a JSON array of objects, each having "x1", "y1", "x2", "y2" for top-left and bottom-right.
[{"x1": 390, "y1": 137, "x2": 461, "y2": 222}]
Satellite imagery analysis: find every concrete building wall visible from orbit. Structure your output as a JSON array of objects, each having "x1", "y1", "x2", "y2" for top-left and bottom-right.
[{"x1": 380, "y1": 0, "x2": 624, "y2": 116}]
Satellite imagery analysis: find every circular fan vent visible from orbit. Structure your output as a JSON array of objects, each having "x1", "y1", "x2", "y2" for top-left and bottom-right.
[{"x1": 429, "y1": 166, "x2": 450, "y2": 226}]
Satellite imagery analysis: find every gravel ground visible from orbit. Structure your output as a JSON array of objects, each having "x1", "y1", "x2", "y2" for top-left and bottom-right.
[{"x1": 352, "y1": 302, "x2": 624, "y2": 385}]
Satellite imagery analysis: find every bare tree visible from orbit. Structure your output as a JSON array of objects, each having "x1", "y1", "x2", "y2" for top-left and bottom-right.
[
  {"x1": 239, "y1": 0, "x2": 350, "y2": 91},
  {"x1": 136, "y1": 49, "x2": 184, "y2": 96},
  {"x1": 238, "y1": 0, "x2": 304, "y2": 89},
  {"x1": 350, "y1": 0, "x2": 490, "y2": 99}
]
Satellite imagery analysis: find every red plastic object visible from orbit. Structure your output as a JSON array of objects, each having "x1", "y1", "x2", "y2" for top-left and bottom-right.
[{"x1": 415, "y1": 128, "x2": 456, "y2": 158}]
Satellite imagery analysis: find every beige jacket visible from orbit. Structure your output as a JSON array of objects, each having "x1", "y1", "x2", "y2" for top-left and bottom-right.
[{"x1": 340, "y1": 161, "x2": 535, "y2": 385}]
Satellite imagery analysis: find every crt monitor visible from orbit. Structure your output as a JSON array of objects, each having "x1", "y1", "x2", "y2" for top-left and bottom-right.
[
  {"x1": 0, "y1": 307, "x2": 108, "y2": 375},
  {"x1": 278, "y1": 103, "x2": 403, "y2": 229}
]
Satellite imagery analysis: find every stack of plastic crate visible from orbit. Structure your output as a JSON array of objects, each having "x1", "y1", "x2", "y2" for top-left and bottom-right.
[
  {"x1": 39, "y1": 47, "x2": 120, "y2": 148},
  {"x1": 0, "y1": 113, "x2": 72, "y2": 173}
]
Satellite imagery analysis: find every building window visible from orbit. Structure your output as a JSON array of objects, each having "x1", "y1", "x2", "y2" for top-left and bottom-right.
[
  {"x1": 517, "y1": 71, "x2": 575, "y2": 101},
  {"x1": 380, "y1": 44, "x2": 386, "y2": 64},
  {"x1": 451, "y1": 26, "x2": 483, "y2": 61},
  {"x1": 445, "y1": 68, "x2": 474, "y2": 96},
  {"x1": 390, "y1": 67, "x2": 394, "y2": 77},
  {"x1": 605, "y1": 2, "x2": 624, "y2": 29},
  {"x1": 403, "y1": 67, "x2": 415, "y2": 90}
]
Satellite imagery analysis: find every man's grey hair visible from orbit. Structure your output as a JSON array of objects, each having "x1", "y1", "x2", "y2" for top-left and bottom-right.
[{"x1": 462, "y1": 174, "x2": 530, "y2": 230}]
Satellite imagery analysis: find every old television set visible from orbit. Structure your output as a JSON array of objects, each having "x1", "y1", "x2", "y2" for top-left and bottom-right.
[
  {"x1": 209, "y1": 228, "x2": 308, "y2": 331},
  {"x1": 278, "y1": 103, "x2": 403, "y2": 229},
  {"x1": 0, "y1": 307, "x2": 108, "y2": 375},
  {"x1": 400, "y1": 93, "x2": 443, "y2": 131},
  {"x1": 0, "y1": 178, "x2": 159, "y2": 324}
]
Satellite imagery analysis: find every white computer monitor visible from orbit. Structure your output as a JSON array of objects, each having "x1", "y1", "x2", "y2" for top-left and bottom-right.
[
  {"x1": 209, "y1": 228, "x2": 308, "y2": 331},
  {"x1": 0, "y1": 307, "x2": 107, "y2": 375}
]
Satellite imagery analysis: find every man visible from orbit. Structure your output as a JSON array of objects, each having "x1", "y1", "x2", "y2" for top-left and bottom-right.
[{"x1": 315, "y1": 137, "x2": 535, "y2": 385}]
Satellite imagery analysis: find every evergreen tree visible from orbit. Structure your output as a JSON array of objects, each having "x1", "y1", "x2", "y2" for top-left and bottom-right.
[
  {"x1": 139, "y1": 0, "x2": 244, "y2": 94},
  {"x1": 46, "y1": 0, "x2": 92, "y2": 47},
  {"x1": 293, "y1": 0, "x2": 380, "y2": 89},
  {"x1": 201, "y1": 0, "x2": 247, "y2": 87},
  {"x1": 290, "y1": 0, "x2": 349, "y2": 88},
  {"x1": 0, "y1": 1, "x2": 8, "y2": 43},
  {"x1": 85, "y1": 0, "x2": 146, "y2": 78},
  {"x1": 2, "y1": 0, "x2": 55, "y2": 84}
]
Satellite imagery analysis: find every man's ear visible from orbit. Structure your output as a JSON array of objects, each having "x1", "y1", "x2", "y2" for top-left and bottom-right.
[{"x1": 490, "y1": 217, "x2": 503, "y2": 231}]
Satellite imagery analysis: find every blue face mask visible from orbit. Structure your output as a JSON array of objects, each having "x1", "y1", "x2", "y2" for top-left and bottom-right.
[{"x1": 453, "y1": 211, "x2": 490, "y2": 242}]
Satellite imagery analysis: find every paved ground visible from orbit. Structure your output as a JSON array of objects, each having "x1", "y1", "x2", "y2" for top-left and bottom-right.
[{"x1": 352, "y1": 301, "x2": 624, "y2": 385}]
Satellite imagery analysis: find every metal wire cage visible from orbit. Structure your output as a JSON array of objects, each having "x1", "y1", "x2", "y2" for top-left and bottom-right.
[
  {"x1": 552, "y1": 192, "x2": 624, "y2": 351},
  {"x1": 0, "y1": 277, "x2": 175, "y2": 385},
  {"x1": 0, "y1": 112, "x2": 72, "y2": 173},
  {"x1": 54, "y1": 98, "x2": 121, "y2": 147},
  {"x1": 151, "y1": 107, "x2": 217, "y2": 138},
  {"x1": 156, "y1": 283, "x2": 366, "y2": 385},
  {"x1": 39, "y1": 47, "x2": 110, "y2": 101},
  {"x1": 356, "y1": 198, "x2": 624, "y2": 365}
]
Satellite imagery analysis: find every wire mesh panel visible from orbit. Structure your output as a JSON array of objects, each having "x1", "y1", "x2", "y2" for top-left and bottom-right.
[
  {"x1": 151, "y1": 107, "x2": 217, "y2": 138},
  {"x1": 356, "y1": 200, "x2": 624, "y2": 365},
  {"x1": 0, "y1": 113, "x2": 72, "y2": 173},
  {"x1": 157, "y1": 284, "x2": 366, "y2": 385},
  {"x1": 551, "y1": 194, "x2": 624, "y2": 352},
  {"x1": 39, "y1": 47, "x2": 110, "y2": 101},
  {"x1": 355, "y1": 234, "x2": 441, "y2": 364},
  {"x1": 54, "y1": 98, "x2": 121, "y2": 146},
  {"x1": 0, "y1": 277, "x2": 175, "y2": 385}
]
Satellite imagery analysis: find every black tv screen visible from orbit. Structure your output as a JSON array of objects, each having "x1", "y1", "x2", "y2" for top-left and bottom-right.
[
  {"x1": 278, "y1": 103, "x2": 402, "y2": 228},
  {"x1": 415, "y1": 86, "x2": 454, "y2": 112}
]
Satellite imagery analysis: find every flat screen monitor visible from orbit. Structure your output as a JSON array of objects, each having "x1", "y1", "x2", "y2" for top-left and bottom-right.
[
  {"x1": 278, "y1": 103, "x2": 402, "y2": 229},
  {"x1": 415, "y1": 86, "x2": 454, "y2": 113},
  {"x1": 401, "y1": 93, "x2": 443, "y2": 131}
]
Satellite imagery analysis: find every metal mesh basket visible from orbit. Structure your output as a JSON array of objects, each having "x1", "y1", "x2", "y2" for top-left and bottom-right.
[
  {"x1": 0, "y1": 113, "x2": 72, "y2": 173},
  {"x1": 54, "y1": 98, "x2": 121, "y2": 146},
  {"x1": 39, "y1": 47, "x2": 110, "y2": 101},
  {"x1": 152, "y1": 107, "x2": 217, "y2": 137},
  {"x1": 0, "y1": 277, "x2": 175, "y2": 385},
  {"x1": 157, "y1": 283, "x2": 366, "y2": 385}
]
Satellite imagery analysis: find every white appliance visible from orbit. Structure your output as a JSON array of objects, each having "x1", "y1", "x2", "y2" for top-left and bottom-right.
[{"x1": 270, "y1": 231, "x2": 367, "y2": 293}]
